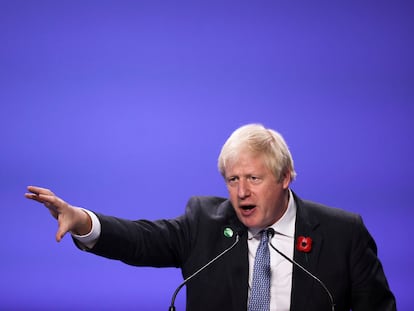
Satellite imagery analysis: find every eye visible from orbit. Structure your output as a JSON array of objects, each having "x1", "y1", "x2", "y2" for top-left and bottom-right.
[
  {"x1": 226, "y1": 176, "x2": 239, "y2": 186},
  {"x1": 249, "y1": 176, "x2": 261, "y2": 184}
]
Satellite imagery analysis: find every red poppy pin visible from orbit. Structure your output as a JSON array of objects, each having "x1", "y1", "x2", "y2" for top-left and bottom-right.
[{"x1": 296, "y1": 236, "x2": 312, "y2": 253}]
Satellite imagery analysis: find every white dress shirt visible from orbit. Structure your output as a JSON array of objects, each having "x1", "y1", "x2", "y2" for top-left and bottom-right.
[{"x1": 247, "y1": 190, "x2": 296, "y2": 311}]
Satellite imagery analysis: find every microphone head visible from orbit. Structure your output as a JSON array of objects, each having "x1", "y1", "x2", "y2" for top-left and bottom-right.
[
  {"x1": 236, "y1": 227, "x2": 247, "y2": 238},
  {"x1": 266, "y1": 227, "x2": 275, "y2": 238}
]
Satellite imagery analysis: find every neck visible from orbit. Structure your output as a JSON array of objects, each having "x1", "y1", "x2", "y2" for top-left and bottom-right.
[{"x1": 269, "y1": 188, "x2": 290, "y2": 227}]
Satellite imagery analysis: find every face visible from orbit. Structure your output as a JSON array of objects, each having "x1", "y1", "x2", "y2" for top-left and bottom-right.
[{"x1": 224, "y1": 151, "x2": 290, "y2": 230}]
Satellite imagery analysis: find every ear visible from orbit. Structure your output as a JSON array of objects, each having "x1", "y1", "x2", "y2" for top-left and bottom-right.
[{"x1": 281, "y1": 170, "x2": 291, "y2": 189}]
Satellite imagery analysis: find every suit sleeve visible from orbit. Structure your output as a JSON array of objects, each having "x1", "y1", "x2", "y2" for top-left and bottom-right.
[
  {"x1": 78, "y1": 199, "x2": 201, "y2": 268},
  {"x1": 350, "y1": 216, "x2": 396, "y2": 311}
]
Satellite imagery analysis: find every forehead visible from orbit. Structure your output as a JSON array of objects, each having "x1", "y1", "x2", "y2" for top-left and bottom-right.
[{"x1": 224, "y1": 151, "x2": 269, "y2": 175}]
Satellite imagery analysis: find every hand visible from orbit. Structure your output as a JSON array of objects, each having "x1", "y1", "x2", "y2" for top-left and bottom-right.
[{"x1": 25, "y1": 186, "x2": 92, "y2": 242}]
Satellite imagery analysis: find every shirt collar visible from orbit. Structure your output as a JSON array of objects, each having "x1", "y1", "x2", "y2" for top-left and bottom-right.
[
  {"x1": 271, "y1": 189, "x2": 296, "y2": 238},
  {"x1": 248, "y1": 189, "x2": 296, "y2": 239}
]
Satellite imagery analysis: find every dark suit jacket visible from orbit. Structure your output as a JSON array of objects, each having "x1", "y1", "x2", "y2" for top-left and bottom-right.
[{"x1": 85, "y1": 192, "x2": 396, "y2": 311}]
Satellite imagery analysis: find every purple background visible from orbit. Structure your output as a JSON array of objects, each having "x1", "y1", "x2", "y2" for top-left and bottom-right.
[{"x1": 1, "y1": 1, "x2": 413, "y2": 310}]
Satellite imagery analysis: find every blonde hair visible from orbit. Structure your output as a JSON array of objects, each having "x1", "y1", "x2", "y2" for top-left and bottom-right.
[{"x1": 218, "y1": 124, "x2": 296, "y2": 182}]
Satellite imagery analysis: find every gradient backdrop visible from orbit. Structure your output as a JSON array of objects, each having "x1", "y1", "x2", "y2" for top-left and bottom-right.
[{"x1": 1, "y1": 1, "x2": 413, "y2": 310}]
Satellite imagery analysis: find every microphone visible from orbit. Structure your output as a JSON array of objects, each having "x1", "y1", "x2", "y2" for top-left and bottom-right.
[
  {"x1": 266, "y1": 228, "x2": 336, "y2": 311},
  {"x1": 168, "y1": 228, "x2": 243, "y2": 311}
]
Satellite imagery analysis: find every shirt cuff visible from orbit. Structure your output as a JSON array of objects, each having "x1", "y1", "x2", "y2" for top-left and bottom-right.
[{"x1": 71, "y1": 209, "x2": 101, "y2": 249}]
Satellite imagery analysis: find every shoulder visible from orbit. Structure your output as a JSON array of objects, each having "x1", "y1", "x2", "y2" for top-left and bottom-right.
[
  {"x1": 187, "y1": 195, "x2": 229, "y2": 207},
  {"x1": 185, "y1": 196, "x2": 232, "y2": 215},
  {"x1": 300, "y1": 198, "x2": 361, "y2": 223},
  {"x1": 294, "y1": 193, "x2": 366, "y2": 239},
  {"x1": 294, "y1": 192, "x2": 377, "y2": 255},
  {"x1": 183, "y1": 196, "x2": 242, "y2": 231},
  {"x1": 291, "y1": 188, "x2": 361, "y2": 224}
]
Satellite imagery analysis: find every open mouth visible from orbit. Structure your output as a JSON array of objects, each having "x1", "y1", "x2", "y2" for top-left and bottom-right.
[{"x1": 240, "y1": 205, "x2": 256, "y2": 210}]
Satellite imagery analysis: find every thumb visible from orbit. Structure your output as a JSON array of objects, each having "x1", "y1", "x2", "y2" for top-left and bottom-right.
[
  {"x1": 56, "y1": 228, "x2": 66, "y2": 242},
  {"x1": 55, "y1": 220, "x2": 70, "y2": 242}
]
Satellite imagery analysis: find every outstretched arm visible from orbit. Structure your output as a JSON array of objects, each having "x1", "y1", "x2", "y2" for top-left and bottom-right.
[{"x1": 25, "y1": 186, "x2": 92, "y2": 242}]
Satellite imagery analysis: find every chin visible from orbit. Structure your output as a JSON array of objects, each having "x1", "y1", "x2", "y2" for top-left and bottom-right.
[{"x1": 241, "y1": 220, "x2": 261, "y2": 230}]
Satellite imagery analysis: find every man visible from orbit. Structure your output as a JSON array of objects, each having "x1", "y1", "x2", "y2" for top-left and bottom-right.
[{"x1": 25, "y1": 124, "x2": 396, "y2": 311}]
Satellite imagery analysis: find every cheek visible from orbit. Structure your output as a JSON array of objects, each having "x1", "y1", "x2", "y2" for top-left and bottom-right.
[
  {"x1": 230, "y1": 197, "x2": 239, "y2": 209},
  {"x1": 227, "y1": 187, "x2": 237, "y2": 198},
  {"x1": 260, "y1": 191, "x2": 279, "y2": 209},
  {"x1": 227, "y1": 189, "x2": 238, "y2": 203}
]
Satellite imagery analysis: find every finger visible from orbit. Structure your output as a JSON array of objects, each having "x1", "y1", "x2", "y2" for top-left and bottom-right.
[
  {"x1": 25, "y1": 192, "x2": 40, "y2": 200},
  {"x1": 37, "y1": 194, "x2": 62, "y2": 207},
  {"x1": 26, "y1": 193, "x2": 62, "y2": 216},
  {"x1": 25, "y1": 186, "x2": 54, "y2": 203},
  {"x1": 24, "y1": 193, "x2": 53, "y2": 207},
  {"x1": 25, "y1": 192, "x2": 55, "y2": 205},
  {"x1": 27, "y1": 186, "x2": 55, "y2": 196}
]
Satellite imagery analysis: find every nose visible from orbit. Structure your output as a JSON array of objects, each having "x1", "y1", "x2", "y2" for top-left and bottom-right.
[{"x1": 237, "y1": 179, "x2": 251, "y2": 199}]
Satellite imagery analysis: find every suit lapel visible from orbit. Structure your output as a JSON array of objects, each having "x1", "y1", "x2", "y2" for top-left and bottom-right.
[
  {"x1": 221, "y1": 220, "x2": 249, "y2": 311},
  {"x1": 290, "y1": 193, "x2": 322, "y2": 311}
]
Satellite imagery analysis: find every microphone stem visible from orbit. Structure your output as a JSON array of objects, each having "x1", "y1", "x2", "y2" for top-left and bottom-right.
[
  {"x1": 168, "y1": 234, "x2": 240, "y2": 310},
  {"x1": 269, "y1": 240, "x2": 335, "y2": 311}
]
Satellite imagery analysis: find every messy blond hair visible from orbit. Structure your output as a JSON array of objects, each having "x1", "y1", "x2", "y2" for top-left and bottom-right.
[{"x1": 218, "y1": 124, "x2": 296, "y2": 182}]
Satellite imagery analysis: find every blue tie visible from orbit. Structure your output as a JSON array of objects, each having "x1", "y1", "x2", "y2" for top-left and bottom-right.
[{"x1": 248, "y1": 230, "x2": 271, "y2": 311}]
